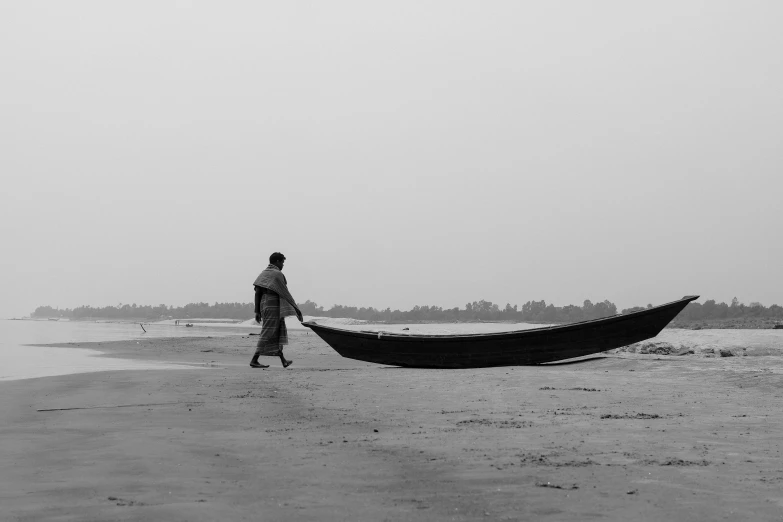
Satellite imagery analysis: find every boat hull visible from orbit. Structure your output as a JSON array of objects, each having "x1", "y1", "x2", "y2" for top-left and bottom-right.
[{"x1": 303, "y1": 296, "x2": 698, "y2": 368}]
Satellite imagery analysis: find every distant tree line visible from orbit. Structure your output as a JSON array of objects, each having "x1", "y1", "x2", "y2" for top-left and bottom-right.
[
  {"x1": 30, "y1": 297, "x2": 783, "y2": 323},
  {"x1": 32, "y1": 298, "x2": 619, "y2": 323},
  {"x1": 666, "y1": 297, "x2": 783, "y2": 321},
  {"x1": 31, "y1": 302, "x2": 251, "y2": 321},
  {"x1": 297, "y1": 299, "x2": 618, "y2": 323}
]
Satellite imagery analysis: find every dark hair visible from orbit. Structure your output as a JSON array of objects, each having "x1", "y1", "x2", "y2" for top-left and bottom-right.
[{"x1": 269, "y1": 252, "x2": 286, "y2": 264}]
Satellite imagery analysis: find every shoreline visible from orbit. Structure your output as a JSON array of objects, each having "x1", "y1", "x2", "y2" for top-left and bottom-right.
[
  {"x1": 16, "y1": 316, "x2": 783, "y2": 330},
  {"x1": 2, "y1": 333, "x2": 783, "y2": 520}
]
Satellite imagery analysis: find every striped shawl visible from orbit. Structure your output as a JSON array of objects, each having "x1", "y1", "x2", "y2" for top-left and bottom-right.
[{"x1": 253, "y1": 264, "x2": 301, "y2": 319}]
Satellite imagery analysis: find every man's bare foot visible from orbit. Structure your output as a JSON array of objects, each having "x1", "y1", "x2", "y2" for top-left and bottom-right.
[
  {"x1": 282, "y1": 359, "x2": 293, "y2": 368},
  {"x1": 250, "y1": 362, "x2": 269, "y2": 368}
]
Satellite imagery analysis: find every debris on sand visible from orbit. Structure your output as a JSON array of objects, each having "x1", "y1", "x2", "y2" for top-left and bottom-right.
[
  {"x1": 719, "y1": 348, "x2": 735, "y2": 357},
  {"x1": 535, "y1": 481, "x2": 578, "y2": 490},
  {"x1": 638, "y1": 342, "x2": 678, "y2": 355},
  {"x1": 601, "y1": 413, "x2": 661, "y2": 420},
  {"x1": 511, "y1": 453, "x2": 597, "y2": 468},
  {"x1": 539, "y1": 386, "x2": 601, "y2": 392},
  {"x1": 457, "y1": 418, "x2": 532, "y2": 428},
  {"x1": 618, "y1": 342, "x2": 697, "y2": 355},
  {"x1": 640, "y1": 458, "x2": 710, "y2": 467},
  {"x1": 107, "y1": 496, "x2": 145, "y2": 506}
]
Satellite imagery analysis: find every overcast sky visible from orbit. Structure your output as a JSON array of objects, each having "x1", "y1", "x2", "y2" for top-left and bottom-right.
[{"x1": 1, "y1": 1, "x2": 781, "y2": 318}]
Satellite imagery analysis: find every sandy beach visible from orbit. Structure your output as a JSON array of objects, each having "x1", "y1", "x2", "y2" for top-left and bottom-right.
[{"x1": 2, "y1": 331, "x2": 783, "y2": 521}]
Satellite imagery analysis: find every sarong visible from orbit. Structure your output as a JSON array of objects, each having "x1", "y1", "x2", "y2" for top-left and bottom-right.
[{"x1": 254, "y1": 291, "x2": 288, "y2": 356}]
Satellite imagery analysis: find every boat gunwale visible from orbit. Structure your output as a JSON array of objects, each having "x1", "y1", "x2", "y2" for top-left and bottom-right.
[{"x1": 302, "y1": 295, "x2": 699, "y2": 342}]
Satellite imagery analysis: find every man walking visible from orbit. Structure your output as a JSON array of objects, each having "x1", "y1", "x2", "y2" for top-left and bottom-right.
[{"x1": 250, "y1": 252, "x2": 303, "y2": 368}]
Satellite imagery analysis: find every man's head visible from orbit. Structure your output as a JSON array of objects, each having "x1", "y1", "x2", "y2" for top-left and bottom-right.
[{"x1": 269, "y1": 252, "x2": 286, "y2": 270}]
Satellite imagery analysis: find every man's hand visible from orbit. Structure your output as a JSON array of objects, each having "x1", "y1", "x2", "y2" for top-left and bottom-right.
[{"x1": 255, "y1": 313, "x2": 262, "y2": 324}]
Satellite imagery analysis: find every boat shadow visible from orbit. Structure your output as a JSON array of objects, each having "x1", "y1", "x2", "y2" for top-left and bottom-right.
[
  {"x1": 540, "y1": 356, "x2": 609, "y2": 366},
  {"x1": 376, "y1": 355, "x2": 611, "y2": 369}
]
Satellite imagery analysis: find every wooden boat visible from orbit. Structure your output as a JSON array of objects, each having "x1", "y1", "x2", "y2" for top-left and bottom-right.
[{"x1": 302, "y1": 295, "x2": 699, "y2": 368}]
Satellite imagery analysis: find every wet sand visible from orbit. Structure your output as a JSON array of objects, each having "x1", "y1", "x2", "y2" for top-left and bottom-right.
[{"x1": 2, "y1": 332, "x2": 783, "y2": 521}]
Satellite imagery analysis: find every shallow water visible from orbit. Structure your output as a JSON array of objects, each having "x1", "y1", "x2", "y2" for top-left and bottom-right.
[
  {"x1": 0, "y1": 320, "x2": 241, "y2": 382},
  {"x1": 2, "y1": 319, "x2": 247, "y2": 344}
]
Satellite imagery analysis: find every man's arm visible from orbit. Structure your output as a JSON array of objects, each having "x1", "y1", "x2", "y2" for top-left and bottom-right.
[{"x1": 254, "y1": 285, "x2": 265, "y2": 322}]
